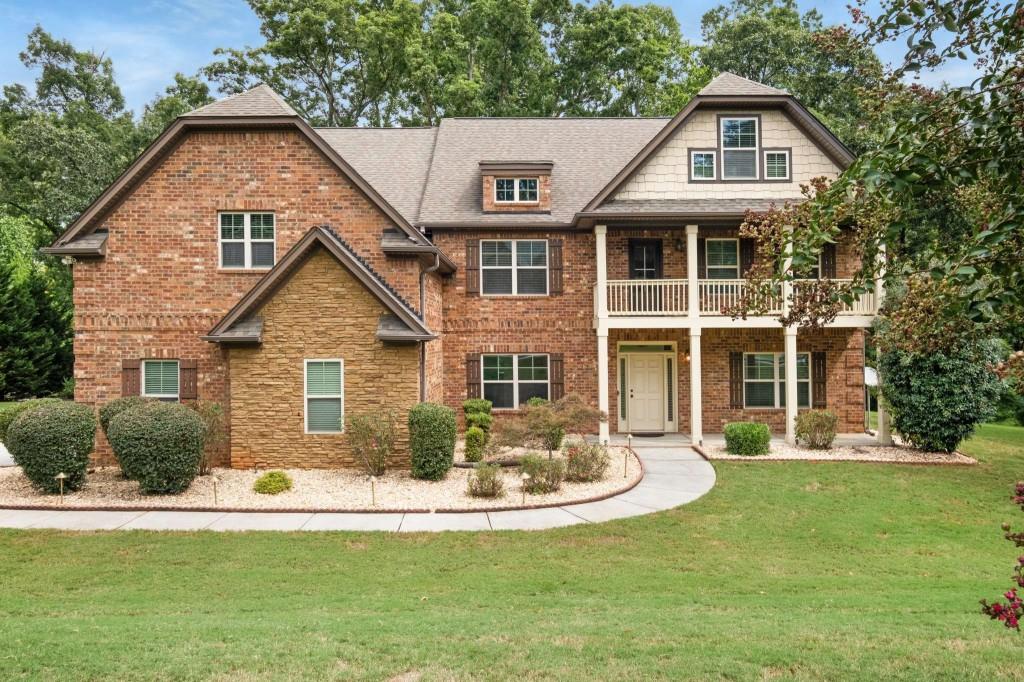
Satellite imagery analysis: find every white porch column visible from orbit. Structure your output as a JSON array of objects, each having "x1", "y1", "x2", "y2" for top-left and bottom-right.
[
  {"x1": 689, "y1": 329, "x2": 703, "y2": 446},
  {"x1": 595, "y1": 224, "x2": 608, "y2": 319},
  {"x1": 784, "y1": 327, "x2": 799, "y2": 445},
  {"x1": 597, "y1": 329, "x2": 610, "y2": 444},
  {"x1": 875, "y1": 347, "x2": 893, "y2": 445},
  {"x1": 686, "y1": 224, "x2": 699, "y2": 317}
]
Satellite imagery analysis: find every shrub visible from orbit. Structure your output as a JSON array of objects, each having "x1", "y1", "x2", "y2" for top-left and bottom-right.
[
  {"x1": 465, "y1": 411, "x2": 493, "y2": 435},
  {"x1": 409, "y1": 402, "x2": 456, "y2": 480},
  {"x1": 7, "y1": 401, "x2": 95, "y2": 493},
  {"x1": 0, "y1": 398, "x2": 62, "y2": 444},
  {"x1": 346, "y1": 411, "x2": 397, "y2": 476},
  {"x1": 520, "y1": 454, "x2": 565, "y2": 494},
  {"x1": 467, "y1": 463, "x2": 504, "y2": 498},
  {"x1": 464, "y1": 426, "x2": 486, "y2": 462},
  {"x1": 880, "y1": 340, "x2": 1002, "y2": 452},
  {"x1": 993, "y1": 380, "x2": 1024, "y2": 426},
  {"x1": 526, "y1": 396, "x2": 548, "y2": 407},
  {"x1": 564, "y1": 443, "x2": 610, "y2": 482},
  {"x1": 99, "y1": 396, "x2": 154, "y2": 435},
  {"x1": 794, "y1": 410, "x2": 838, "y2": 449},
  {"x1": 107, "y1": 402, "x2": 206, "y2": 494},
  {"x1": 253, "y1": 470, "x2": 293, "y2": 495},
  {"x1": 724, "y1": 422, "x2": 770, "y2": 456},
  {"x1": 56, "y1": 377, "x2": 75, "y2": 400},
  {"x1": 462, "y1": 398, "x2": 492, "y2": 416},
  {"x1": 190, "y1": 400, "x2": 227, "y2": 476}
]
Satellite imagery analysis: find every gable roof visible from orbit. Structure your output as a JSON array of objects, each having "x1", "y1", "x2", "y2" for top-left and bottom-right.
[
  {"x1": 204, "y1": 226, "x2": 435, "y2": 344},
  {"x1": 183, "y1": 84, "x2": 298, "y2": 117},
  {"x1": 698, "y1": 72, "x2": 787, "y2": 96}
]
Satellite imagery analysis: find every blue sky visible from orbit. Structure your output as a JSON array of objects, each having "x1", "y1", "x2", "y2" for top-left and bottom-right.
[{"x1": 0, "y1": 0, "x2": 975, "y2": 115}]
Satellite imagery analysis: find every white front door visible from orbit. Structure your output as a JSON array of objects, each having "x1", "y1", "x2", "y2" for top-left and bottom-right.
[{"x1": 628, "y1": 355, "x2": 665, "y2": 432}]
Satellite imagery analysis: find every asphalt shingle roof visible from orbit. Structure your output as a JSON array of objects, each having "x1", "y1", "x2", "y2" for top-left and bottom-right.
[
  {"x1": 698, "y1": 72, "x2": 787, "y2": 97},
  {"x1": 184, "y1": 84, "x2": 299, "y2": 118}
]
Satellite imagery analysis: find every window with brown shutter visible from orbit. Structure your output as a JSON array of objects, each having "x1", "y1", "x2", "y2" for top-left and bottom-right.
[
  {"x1": 121, "y1": 359, "x2": 140, "y2": 397},
  {"x1": 821, "y1": 243, "x2": 837, "y2": 279},
  {"x1": 549, "y1": 353, "x2": 564, "y2": 400},
  {"x1": 466, "y1": 353, "x2": 481, "y2": 399},
  {"x1": 548, "y1": 239, "x2": 563, "y2": 295},
  {"x1": 812, "y1": 351, "x2": 827, "y2": 408},
  {"x1": 465, "y1": 241, "x2": 480, "y2": 295},
  {"x1": 729, "y1": 351, "x2": 743, "y2": 408},
  {"x1": 179, "y1": 359, "x2": 198, "y2": 400},
  {"x1": 740, "y1": 238, "x2": 755, "y2": 276},
  {"x1": 697, "y1": 237, "x2": 707, "y2": 279}
]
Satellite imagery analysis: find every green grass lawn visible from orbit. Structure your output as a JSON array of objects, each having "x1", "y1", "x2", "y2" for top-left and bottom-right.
[{"x1": 2, "y1": 425, "x2": 1023, "y2": 681}]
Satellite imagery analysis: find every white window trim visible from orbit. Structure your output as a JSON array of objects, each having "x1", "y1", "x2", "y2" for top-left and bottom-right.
[
  {"x1": 480, "y1": 239, "x2": 549, "y2": 296},
  {"x1": 482, "y1": 353, "x2": 550, "y2": 411},
  {"x1": 494, "y1": 177, "x2": 540, "y2": 204},
  {"x1": 720, "y1": 117, "x2": 759, "y2": 180},
  {"x1": 690, "y1": 151, "x2": 716, "y2": 180},
  {"x1": 705, "y1": 238, "x2": 740, "y2": 279},
  {"x1": 764, "y1": 150, "x2": 790, "y2": 180},
  {"x1": 742, "y1": 352, "x2": 811, "y2": 409},
  {"x1": 141, "y1": 360, "x2": 180, "y2": 401},
  {"x1": 304, "y1": 359, "x2": 345, "y2": 435},
  {"x1": 219, "y1": 212, "x2": 276, "y2": 270}
]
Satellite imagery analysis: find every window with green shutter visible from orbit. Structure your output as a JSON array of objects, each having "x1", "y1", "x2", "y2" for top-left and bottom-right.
[
  {"x1": 142, "y1": 360, "x2": 179, "y2": 400},
  {"x1": 305, "y1": 360, "x2": 344, "y2": 433}
]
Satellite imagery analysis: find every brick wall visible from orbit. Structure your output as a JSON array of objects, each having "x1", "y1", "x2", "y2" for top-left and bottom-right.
[{"x1": 229, "y1": 249, "x2": 419, "y2": 468}]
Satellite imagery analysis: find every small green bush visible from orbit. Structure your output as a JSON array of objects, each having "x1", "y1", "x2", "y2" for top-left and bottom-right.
[
  {"x1": 526, "y1": 396, "x2": 548, "y2": 407},
  {"x1": 794, "y1": 410, "x2": 838, "y2": 449},
  {"x1": 409, "y1": 402, "x2": 456, "y2": 480},
  {"x1": 189, "y1": 400, "x2": 227, "y2": 476},
  {"x1": 464, "y1": 426, "x2": 486, "y2": 462},
  {"x1": 99, "y1": 396, "x2": 154, "y2": 435},
  {"x1": 462, "y1": 398, "x2": 492, "y2": 416},
  {"x1": 107, "y1": 402, "x2": 206, "y2": 494},
  {"x1": 466, "y1": 411, "x2": 492, "y2": 435},
  {"x1": 346, "y1": 411, "x2": 397, "y2": 476},
  {"x1": 467, "y1": 463, "x2": 504, "y2": 498},
  {"x1": 565, "y1": 442, "x2": 610, "y2": 482},
  {"x1": 520, "y1": 454, "x2": 565, "y2": 494},
  {"x1": 724, "y1": 422, "x2": 771, "y2": 456},
  {"x1": 0, "y1": 398, "x2": 62, "y2": 444},
  {"x1": 7, "y1": 401, "x2": 95, "y2": 493},
  {"x1": 253, "y1": 470, "x2": 293, "y2": 495}
]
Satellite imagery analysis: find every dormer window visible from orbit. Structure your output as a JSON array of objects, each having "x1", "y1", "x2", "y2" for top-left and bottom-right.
[
  {"x1": 721, "y1": 117, "x2": 758, "y2": 180},
  {"x1": 495, "y1": 177, "x2": 539, "y2": 204}
]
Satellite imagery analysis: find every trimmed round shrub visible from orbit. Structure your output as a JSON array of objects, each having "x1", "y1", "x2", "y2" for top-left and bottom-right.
[
  {"x1": 107, "y1": 402, "x2": 206, "y2": 494},
  {"x1": 724, "y1": 422, "x2": 770, "y2": 456},
  {"x1": 466, "y1": 411, "x2": 492, "y2": 435},
  {"x1": 464, "y1": 426, "x2": 486, "y2": 462},
  {"x1": 0, "y1": 398, "x2": 62, "y2": 444},
  {"x1": 99, "y1": 396, "x2": 154, "y2": 434},
  {"x1": 253, "y1": 470, "x2": 293, "y2": 495},
  {"x1": 520, "y1": 454, "x2": 565, "y2": 494},
  {"x1": 565, "y1": 443, "x2": 610, "y2": 482},
  {"x1": 467, "y1": 463, "x2": 504, "y2": 498},
  {"x1": 409, "y1": 402, "x2": 456, "y2": 480},
  {"x1": 7, "y1": 401, "x2": 96, "y2": 493},
  {"x1": 462, "y1": 398, "x2": 492, "y2": 416},
  {"x1": 794, "y1": 409, "x2": 838, "y2": 449}
]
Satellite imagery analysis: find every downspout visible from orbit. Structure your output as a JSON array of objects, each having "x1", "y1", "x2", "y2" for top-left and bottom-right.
[{"x1": 419, "y1": 252, "x2": 441, "y2": 402}]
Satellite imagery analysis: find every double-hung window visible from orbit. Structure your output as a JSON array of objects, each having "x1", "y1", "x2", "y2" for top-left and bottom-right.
[
  {"x1": 481, "y1": 239, "x2": 548, "y2": 295},
  {"x1": 219, "y1": 212, "x2": 275, "y2": 269},
  {"x1": 482, "y1": 354, "x2": 549, "y2": 409},
  {"x1": 305, "y1": 360, "x2": 344, "y2": 433},
  {"x1": 142, "y1": 360, "x2": 179, "y2": 401},
  {"x1": 690, "y1": 151, "x2": 716, "y2": 180},
  {"x1": 764, "y1": 150, "x2": 790, "y2": 180},
  {"x1": 494, "y1": 177, "x2": 539, "y2": 203},
  {"x1": 721, "y1": 117, "x2": 758, "y2": 179},
  {"x1": 705, "y1": 238, "x2": 739, "y2": 279},
  {"x1": 743, "y1": 352, "x2": 811, "y2": 409}
]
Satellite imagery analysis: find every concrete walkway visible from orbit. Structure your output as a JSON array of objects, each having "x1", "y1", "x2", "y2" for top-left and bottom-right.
[{"x1": 0, "y1": 438, "x2": 715, "y2": 532}]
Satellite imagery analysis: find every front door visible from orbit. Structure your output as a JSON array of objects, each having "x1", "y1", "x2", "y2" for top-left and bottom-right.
[{"x1": 628, "y1": 355, "x2": 665, "y2": 432}]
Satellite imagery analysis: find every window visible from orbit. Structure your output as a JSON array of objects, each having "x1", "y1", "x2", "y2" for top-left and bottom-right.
[
  {"x1": 305, "y1": 360, "x2": 344, "y2": 433},
  {"x1": 481, "y1": 239, "x2": 548, "y2": 295},
  {"x1": 142, "y1": 360, "x2": 179, "y2": 401},
  {"x1": 721, "y1": 117, "x2": 758, "y2": 179},
  {"x1": 705, "y1": 238, "x2": 739, "y2": 279},
  {"x1": 219, "y1": 212, "x2": 275, "y2": 269},
  {"x1": 690, "y1": 151, "x2": 716, "y2": 180},
  {"x1": 743, "y1": 352, "x2": 811, "y2": 409},
  {"x1": 764, "y1": 150, "x2": 790, "y2": 180},
  {"x1": 494, "y1": 177, "x2": 539, "y2": 203},
  {"x1": 482, "y1": 354, "x2": 549, "y2": 409}
]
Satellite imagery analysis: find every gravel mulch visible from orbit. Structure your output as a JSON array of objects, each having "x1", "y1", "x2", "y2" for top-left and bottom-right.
[
  {"x1": 0, "y1": 446, "x2": 642, "y2": 512},
  {"x1": 701, "y1": 442, "x2": 976, "y2": 465}
]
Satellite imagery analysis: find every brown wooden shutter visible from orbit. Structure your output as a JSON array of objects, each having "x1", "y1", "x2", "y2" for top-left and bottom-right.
[
  {"x1": 465, "y1": 240, "x2": 480, "y2": 295},
  {"x1": 121, "y1": 359, "x2": 140, "y2": 397},
  {"x1": 548, "y1": 239, "x2": 563, "y2": 295},
  {"x1": 549, "y1": 353, "x2": 565, "y2": 401},
  {"x1": 729, "y1": 352, "x2": 744, "y2": 409},
  {"x1": 466, "y1": 353, "x2": 481, "y2": 399},
  {"x1": 696, "y1": 237, "x2": 707, "y2": 279},
  {"x1": 740, "y1": 238, "x2": 755, "y2": 276},
  {"x1": 179, "y1": 359, "x2": 198, "y2": 400},
  {"x1": 812, "y1": 351, "x2": 827, "y2": 408},
  {"x1": 821, "y1": 243, "x2": 837, "y2": 279}
]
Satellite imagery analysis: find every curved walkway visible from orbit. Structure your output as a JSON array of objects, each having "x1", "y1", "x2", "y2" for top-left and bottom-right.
[{"x1": 0, "y1": 438, "x2": 715, "y2": 532}]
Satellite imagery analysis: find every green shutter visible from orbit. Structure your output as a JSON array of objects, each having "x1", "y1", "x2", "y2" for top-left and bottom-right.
[{"x1": 143, "y1": 361, "x2": 179, "y2": 397}]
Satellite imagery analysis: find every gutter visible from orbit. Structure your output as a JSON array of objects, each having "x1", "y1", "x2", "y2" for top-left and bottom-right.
[{"x1": 418, "y1": 253, "x2": 442, "y2": 402}]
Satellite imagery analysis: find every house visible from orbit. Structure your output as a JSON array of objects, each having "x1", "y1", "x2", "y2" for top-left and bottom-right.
[{"x1": 45, "y1": 72, "x2": 885, "y2": 469}]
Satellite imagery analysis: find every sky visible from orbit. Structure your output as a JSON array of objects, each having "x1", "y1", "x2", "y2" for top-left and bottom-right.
[{"x1": 0, "y1": 0, "x2": 977, "y2": 116}]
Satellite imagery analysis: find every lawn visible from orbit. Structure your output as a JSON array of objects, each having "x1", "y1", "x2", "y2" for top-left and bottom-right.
[{"x1": 1, "y1": 425, "x2": 1022, "y2": 681}]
